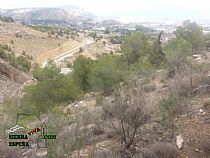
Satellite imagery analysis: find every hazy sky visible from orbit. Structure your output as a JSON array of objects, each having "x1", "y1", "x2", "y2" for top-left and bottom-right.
[{"x1": 0, "y1": 0, "x2": 210, "y2": 19}]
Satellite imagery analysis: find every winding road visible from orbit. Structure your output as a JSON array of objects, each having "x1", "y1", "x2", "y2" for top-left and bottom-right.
[{"x1": 42, "y1": 38, "x2": 94, "y2": 68}]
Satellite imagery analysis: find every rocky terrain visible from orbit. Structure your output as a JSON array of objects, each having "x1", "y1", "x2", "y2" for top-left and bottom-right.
[{"x1": 0, "y1": 59, "x2": 32, "y2": 103}]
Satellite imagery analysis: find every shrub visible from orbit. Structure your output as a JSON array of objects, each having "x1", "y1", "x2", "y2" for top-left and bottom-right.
[
  {"x1": 159, "y1": 94, "x2": 188, "y2": 128},
  {"x1": 73, "y1": 56, "x2": 92, "y2": 92},
  {"x1": 46, "y1": 115, "x2": 84, "y2": 158},
  {"x1": 89, "y1": 55, "x2": 125, "y2": 95},
  {"x1": 203, "y1": 99, "x2": 210, "y2": 108},
  {"x1": 88, "y1": 32, "x2": 97, "y2": 40},
  {"x1": 136, "y1": 148, "x2": 155, "y2": 158},
  {"x1": 0, "y1": 142, "x2": 21, "y2": 158},
  {"x1": 102, "y1": 83, "x2": 150, "y2": 150},
  {"x1": 24, "y1": 61, "x2": 82, "y2": 114},
  {"x1": 22, "y1": 75, "x2": 82, "y2": 114},
  {"x1": 121, "y1": 32, "x2": 151, "y2": 65},
  {"x1": 10, "y1": 40, "x2": 14, "y2": 44},
  {"x1": 33, "y1": 61, "x2": 60, "y2": 81},
  {"x1": 0, "y1": 48, "x2": 8, "y2": 60},
  {"x1": 79, "y1": 47, "x2": 83, "y2": 52},
  {"x1": 164, "y1": 38, "x2": 192, "y2": 77},
  {"x1": 176, "y1": 20, "x2": 205, "y2": 51},
  {"x1": 151, "y1": 142, "x2": 178, "y2": 158}
]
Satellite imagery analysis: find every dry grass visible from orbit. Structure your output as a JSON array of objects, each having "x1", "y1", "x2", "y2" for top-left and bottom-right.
[
  {"x1": 0, "y1": 22, "x2": 84, "y2": 65},
  {"x1": 150, "y1": 142, "x2": 179, "y2": 158}
]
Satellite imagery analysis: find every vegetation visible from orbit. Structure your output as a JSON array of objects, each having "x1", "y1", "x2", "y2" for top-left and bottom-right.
[
  {"x1": 149, "y1": 31, "x2": 166, "y2": 66},
  {"x1": 121, "y1": 32, "x2": 151, "y2": 65},
  {"x1": 28, "y1": 25, "x2": 73, "y2": 39},
  {"x1": 110, "y1": 36, "x2": 123, "y2": 44},
  {"x1": 0, "y1": 43, "x2": 32, "y2": 72},
  {"x1": 88, "y1": 32, "x2": 97, "y2": 40},
  {"x1": 135, "y1": 25, "x2": 156, "y2": 33},
  {"x1": 24, "y1": 61, "x2": 82, "y2": 114},
  {"x1": 88, "y1": 55, "x2": 125, "y2": 95},
  {"x1": 0, "y1": 15, "x2": 14, "y2": 22},
  {"x1": 176, "y1": 20, "x2": 205, "y2": 51},
  {"x1": 159, "y1": 94, "x2": 187, "y2": 128},
  {"x1": 2, "y1": 20, "x2": 209, "y2": 157},
  {"x1": 73, "y1": 56, "x2": 92, "y2": 92},
  {"x1": 164, "y1": 38, "x2": 192, "y2": 77},
  {"x1": 102, "y1": 84, "x2": 150, "y2": 151},
  {"x1": 158, "y1": 20, "x2": 206, "y2": 129}
]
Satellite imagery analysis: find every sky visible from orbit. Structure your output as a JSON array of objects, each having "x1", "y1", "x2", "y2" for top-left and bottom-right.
[{"x1": 0, "y1": 0, "x2": 210, "y2": 20}]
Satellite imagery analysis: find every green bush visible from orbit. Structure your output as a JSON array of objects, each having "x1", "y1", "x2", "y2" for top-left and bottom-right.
[
  {"x1": 159, "y1": 94, "x2": 188, "y2": 128},
  {"x1": 22, "y1": 75, "x2": 82, "y2": 114},
  {"x1": 176, "y1": 20, "x2": 205, "y2": 51},
  {"x1": 88, "y1": 55, "x2": 125, "y2": 95},
  {"x1": 121, "y1": 32, "x2": 151, "y2": 65},
  {"x1": 33, "y1": 61, "x2": 60, "y2": 81},
  {"x1": 149, "y1": 36, "x2": 166, "y2": 67},
  {"x1": 73, "y1": 56, "x2": 92, "y2": 92},
  {"x1": 88, "y1": 32, "x2": 97, "y2": 40},
  {"x1": 0, "y1": 44, "x2": 32, "y2": 72},
  {"x1": 164, "y1": 38, "x2": 192, "y2": 77},
  {"x1": 24, "y1": 61, "x2": 82, "y2": 114},
  {"x1": 0, "y1": 48, "x2": 8, "y2": 60}
]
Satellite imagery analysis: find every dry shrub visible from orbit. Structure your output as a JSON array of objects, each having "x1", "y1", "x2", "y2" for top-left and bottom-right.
[
  {"x1": 136, "y1": 148, "x2": 156, "y2": 158},
  {"x1": 102, "y1": 83, "x2": 151, "y2": 150},
  {"x1": 0, "y1": 142, "x2": 21, "y2": 158},
  {"x1": 159, "y1": 93, "x2": 188, "y2": 128},
  {"x1": 150, "y1": 142, "x2": 178, "y2": 158},
  {"x1": 92, "y1": 147, "x2": 115, "y2": 158},
  {"x1": 203, "y1": 99, "x2": 210, "y2": 109},
  {"x1": 171, "y1": 66, "x2": 205, "y2": 98},
  {"x1": 201, "y1": 140, "x2": 210, "y2": 154}
]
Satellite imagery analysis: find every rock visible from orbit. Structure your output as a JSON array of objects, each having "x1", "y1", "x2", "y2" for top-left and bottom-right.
[
  {"x1": 194, "y1": 148, "x2": 201, "y2": 152},
  {"x1": 0, "y1": 59, "x2": 30, "y2": 83},
  {"x1": 36, "y1": 150, "x2": 47, "y2": 157},
  {"x1": 158, "y1": 131, "x2": 163, "y2": 134},
  {"x1": 87, "y1": 124, "x2": 97, "y2": 132},
  {"x1": 0, "y1": 59, "x2": 31, "y2": 102},
  {"x1": 176, "y1": 134, "x2": 184, "y2": 149}
]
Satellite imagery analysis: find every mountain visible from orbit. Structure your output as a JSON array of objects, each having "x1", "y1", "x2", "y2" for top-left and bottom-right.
[
  {"x1": 101, "y1": 19, "x2": 122, "y2": 26},
  {"x1": 58, "y1": 5, "x2": 96, "y2": 19},
  {"x1": 0, "y1": 8, "x2": 79, "y2": 25}
]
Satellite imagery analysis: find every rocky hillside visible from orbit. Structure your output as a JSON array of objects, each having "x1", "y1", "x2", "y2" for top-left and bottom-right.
[
  {"x1": 0, "y1": 6, "x2": 96, "y2": 25},
  {"x1": 0, "y1": 59, "x2": 32, "y2": 103},
  {"x1": 0, "y1": 8, "x2": 75, "y2": 25}
]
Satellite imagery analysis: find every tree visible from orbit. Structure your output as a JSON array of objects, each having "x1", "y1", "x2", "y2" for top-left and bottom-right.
[
  {"x1": 121, "y1": 32, "x2": 151, "y2": 66},
  {"x1": 104, "y1": 29, "x2": 110, "y2": 34},
  {"x1": 16, "y1": 55, "x2": 32, "y2": 72},
  {"x1": 24, "y1": 61, "x2": 82, "y2": 114},
  {"x1": 88, "y1": 32, "x2": 97, "y2": 40},
  {"x1": 33, "y1": 60, "x2": 60, "y2": 81},
  {"x1": 23, "y1": 75, "x2": 82, "y2": 114},
  {"x1": 102, "y1": 83, "x2": 150, "y2": 154},
  {"x1": 164, "y1": 38, "x2": 192, "y2": 77},
  {"x1": 176, "y1": 20, "x2": 205, "y2": 51},
  {"x1": 149, "y1": 31, "x2": 166, "y2": 67},
  {"x1": 88, "y1": 55, "x2": 124, "y2": 95},
  {"x1": 73, "y1": 56, "x2": 92, "y2": 92}
]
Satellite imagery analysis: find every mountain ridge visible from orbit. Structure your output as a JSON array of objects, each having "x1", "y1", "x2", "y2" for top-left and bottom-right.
[{"x1": 0, "y1": 6, "x2": 96, "y2": 25}]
